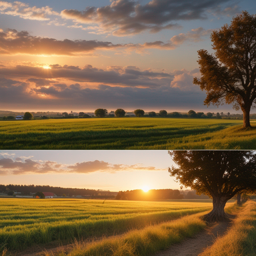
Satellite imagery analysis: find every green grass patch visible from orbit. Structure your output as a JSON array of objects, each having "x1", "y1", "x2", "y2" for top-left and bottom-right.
[
  {"x1": 0, "y1": 199, "x2": 216, "y2": 252},
  {"x1": 0, "y1": 118, "x2": 250, "y2": 149}
]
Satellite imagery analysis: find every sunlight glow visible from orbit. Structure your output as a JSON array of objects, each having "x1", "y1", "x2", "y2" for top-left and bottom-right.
[
  {"x1": 142, "y1": 186, "x2": 150, "y2": 192},
  {"x1": 42, "y1": 65, "x2": 51, "y2": 70}
]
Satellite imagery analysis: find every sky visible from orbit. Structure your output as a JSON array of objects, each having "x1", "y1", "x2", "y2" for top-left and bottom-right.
[
  {"x1": 0, "y1": 150, "x2": 179, "y2": 191},
  {"x1": 0, "y1": 0, "x2": 255, "y2": 113}
]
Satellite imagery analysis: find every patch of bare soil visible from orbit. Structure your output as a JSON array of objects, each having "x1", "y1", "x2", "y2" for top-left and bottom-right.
[{"x1": 156, "y1": 220, "x2": 232, "y2": 256}]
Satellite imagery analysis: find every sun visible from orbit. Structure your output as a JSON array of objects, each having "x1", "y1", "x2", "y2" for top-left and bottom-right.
[
  {"x1": 142, "y1": 186, "x2": 150, "y2": 192},
  {"x1": 42, "y1": 65, "x2": 51, "y2": 70}
]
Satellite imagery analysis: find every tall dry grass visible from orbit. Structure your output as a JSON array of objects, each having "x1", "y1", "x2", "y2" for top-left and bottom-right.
[{"x1": 199, "y1": 200, "x2": 256, "y2": 256}]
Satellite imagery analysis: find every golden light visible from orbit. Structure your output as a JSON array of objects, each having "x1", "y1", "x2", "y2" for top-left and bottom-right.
[
  {"x1": 42, "y1": 65, "x2": 51, "y2": 70},
  {"x1": 142, "y1": 186, "x2": 150, "y2": 192}
]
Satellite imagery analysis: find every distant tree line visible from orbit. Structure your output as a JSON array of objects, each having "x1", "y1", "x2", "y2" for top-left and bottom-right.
[
  {"x1": 0, "y1": 184, "x2": 117, "y2": 198},
  {"x1": 116, "y1": 189, "x2": 184, "y2": 201}
]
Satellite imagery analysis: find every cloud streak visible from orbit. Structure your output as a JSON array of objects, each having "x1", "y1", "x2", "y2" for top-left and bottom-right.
[
  {"x1": 0, "y1": 157, "x2": 164, "y2": 175},
  {"x1": 0, "y1": 1, "x2": 58, "y2": 20},
  {"x1": 0, "y1": 27, "x2": 212, "y2": 56}
]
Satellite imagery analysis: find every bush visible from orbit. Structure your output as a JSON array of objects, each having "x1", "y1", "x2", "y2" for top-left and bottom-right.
[
  {"x1": 149, "y1": 111, "x2": 156, "y2": 117},
  {"x1": 115, "y1": 109, "x2": 126, "y2": 117},
  {"x1": 188, "y1": 110, "x2": 197, "y2": 118},
  {"x1": 35, "y1": 192, "x2": 45, "y2": 199},
  {"x1": 196, "y1": 112, "x2": 205, "y2": 118},
  {"x1": 168, "y1": 112, "x2": 181, "y2": 118},
  {"x1": 83, "y1": 114, "x2": 91, "y2": 118},
  {"x1": 159, "y1": 110, "x2": 167, "y2": 117},
  {"x1": 95, "y1": 109, "x2": 107, "y2": 118},
  {"x1": 23, "y1": 112, "x2": 33, "y2": 120},
  {"x1": 41, "y1": 116, "x2": 49, "y2": 119},
  {"x1": 134, "y1": 109, "x2": 145, "y2": 117},
  {"x1": 79, "y1": 112, "x2": 85, "y2": 117},
  {"x1": 206, "y1": 112, "x2": 213, "y2": 118},
  {"x1": 7, "y1": 191, "x2": 14, "y2": 196}
]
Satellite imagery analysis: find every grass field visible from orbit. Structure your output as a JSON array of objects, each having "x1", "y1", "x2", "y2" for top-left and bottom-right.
[
  {"x1": 0, "y1": 198, "x2": 216, "y2": 252},
  {"x1": 1, "y1": 117, "x2": 255, "y2": 149}
]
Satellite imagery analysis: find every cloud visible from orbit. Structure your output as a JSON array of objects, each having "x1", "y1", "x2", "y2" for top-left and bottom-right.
[
  {"x1": 171, "y1": 69, "x2": 200, "y2": 91},
  {"x1": 0, "y1": 64, "x2": 173, "y2": 88},
  {"x1": 0, "y1": 1, "x2": 58, "y2": 20},
  {"x1": 0, "y1": 158, "x2": 164, "y2": 175},
  {"x1": 0, "y1": 27, "x2": 212, "y2": 55},
  {"x1": 61, "y1": 0, "x2": 234, "y2": 36},
  {"x1": 0, "y1": 68, "x2": 209, "y2": 112}
]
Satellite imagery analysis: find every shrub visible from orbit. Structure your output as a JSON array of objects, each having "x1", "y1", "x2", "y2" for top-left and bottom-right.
[
  {"x1": 149, "y1": 111, "x2": 156, "y2": 117},
  {"x1": 168, "y1": 112, "x2": 181, "y2": 118},
  {"x1": 83, "y1": 114, "x2": 91, "y2": 118},
  {"x1": 188, "y1": 110, "x2": 197, "y2": 118},
  {"x1": 206, "y1": 112, "x2": 213, "y2": 118},
  {"x1": 134, "y1": 109, "x2": 145, "y2": 117},
  {"x1": 23, "y1": 112, "x2": 33, "y2": 120},
  {"x1": 115, "y1": 109, "x2": 126, "y2": 117},
  {"x1": 95, "y1": 109, "x2": 107, "y2": 118},
  {"x1": 35, "y1": 192, "x2": 45, "y2": 199},
  {"x1": 159, "y1": 110, "x2": 167, "y2": 117}
]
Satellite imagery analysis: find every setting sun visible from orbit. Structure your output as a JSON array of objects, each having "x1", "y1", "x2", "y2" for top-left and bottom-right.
[
  {"x1": 142, "y1": 186, "x2": 150, "y2": 192},
  {"x1": 42, "y1": 65, "x2": 51, "y2": 70}
]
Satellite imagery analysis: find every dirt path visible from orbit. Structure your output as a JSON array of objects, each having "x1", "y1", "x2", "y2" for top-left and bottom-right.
[{"x1": 156, "y1": 221, "x2": 232, "y2": 256}]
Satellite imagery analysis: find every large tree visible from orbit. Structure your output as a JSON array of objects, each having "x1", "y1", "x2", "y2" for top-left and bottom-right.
[
  {"x1": 194, "y1": 12, "x2": 256, "y2": 128},
  {"x1": 169, "y1": 151, "x2": 256, "y2": 222}
]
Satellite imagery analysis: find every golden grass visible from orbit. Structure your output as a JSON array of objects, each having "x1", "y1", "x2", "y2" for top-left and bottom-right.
[
  {"x1": 199, "y1": 200, "x2": 256, "y2": 256},
  {"x1": 52, "y1": 211, "x2": 208, "y2": 256}
]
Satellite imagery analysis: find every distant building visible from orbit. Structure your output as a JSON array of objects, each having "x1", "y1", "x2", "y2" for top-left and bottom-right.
[
  {"x1": 15, "y1": 115, "x2": 24, "y2": 120},
  {"x1": 42, "y1": 192, "x2": 55, "y2": 198}
]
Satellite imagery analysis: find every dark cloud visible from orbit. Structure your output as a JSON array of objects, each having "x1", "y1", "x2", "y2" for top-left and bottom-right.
[
  {"x1": 61, "y1": 0, "x2": 234, "y2": 36},
  {"x1": 0, "y1": 69, "x2": 210, "y2": 111},
  {"x1": 0, "y1": 64, "x2": 173, "y2": 87},
  {"x1": 0, "y1": 27, "x2": 212, "y2": 55},
  {"x1": 0, "y1": 157, "x2": 163, "y2": 175}
]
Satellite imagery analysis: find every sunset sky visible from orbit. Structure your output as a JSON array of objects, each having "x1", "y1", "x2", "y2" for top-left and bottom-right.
[
  {"x1": 0, "y1": 0, "x2": 255, "y2": 112},
  {"x1": 0, "y1": 150, "x2": 177, "y2": 191}
]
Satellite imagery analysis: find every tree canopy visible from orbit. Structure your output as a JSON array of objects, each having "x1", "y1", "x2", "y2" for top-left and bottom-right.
[
  {"x1": 194, "y1": 11, "x2": 256, "y2": 128},
  {"x1": 134, "y1": 109, "x2": 145, "y2": 117},
  {"x1": 159, "y1": 110, "x2": 167, "y2": 117},
  {"x1": 115, "y1": 109, "x2": 126, "y2": 117},
  {"x1": 23, "y1": 112, "x2": 33, "y2": 120},
  {"x1": 169, "y1": 151, "x2": 256, "y2": 221},
  {"x1": 95, "y1": 109, "x2": 107, "y2": 118}
]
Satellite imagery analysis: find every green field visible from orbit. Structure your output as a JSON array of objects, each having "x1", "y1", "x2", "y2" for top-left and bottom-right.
[
  {"x1": 0, "y1": 198, "x2": 216, "y2": 252},
  {"x1": 1, "y1": 117, "x2": 255, "y2": 149}
]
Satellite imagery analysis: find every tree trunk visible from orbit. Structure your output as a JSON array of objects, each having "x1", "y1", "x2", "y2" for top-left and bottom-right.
[
  {"x1": 242, "y1": 106, "x2": 251, "y2": 128},
  {"x1": 203, "y1": 196, "x2": 228, "y2": 222},
  {"x1": 237, "y1": 193, "x2": 241, "y2": 205}
]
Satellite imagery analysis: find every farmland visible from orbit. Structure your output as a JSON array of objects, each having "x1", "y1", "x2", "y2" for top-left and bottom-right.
[
  {"x1": 1, "y1": 117, "x2": 255, "y2": 149},
  {"x1": 0, "y1": 198, "x2": 215, "y2": 252}
]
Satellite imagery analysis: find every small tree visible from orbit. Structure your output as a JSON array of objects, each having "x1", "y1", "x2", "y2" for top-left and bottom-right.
[
  {"x1": 62, "y1": 112, "x2": 68, "y2": 117},
  {"x1": 159, "y1": 110, "x2": 167, "y2": 117},
  {"x1": 115, "y1": 109, "x2": 126, "y2": 117},
  {"x1": 188, "y1": 110, "x2": 197, "y2": 118},
  {"x1": 206, "y1": 112, "x2": 213, "y2": 118},
  {"x1": 134, "y1": 109, "x2": 144, "y2": 117},
  {"x1": 83, "y1": 114, "x2": 91, "y2": 118},
  {"x1": 194, "y1": 12, "x2": 256, "y2": 128},
  {"x1": 197, "y1": 112, "x2": 204, "y2": 118},
  {"x1": 35, "y1": 192, "x2": 45, "y2": 199},
  {"x1": 149, "y1": 111, "x2": 156, "y2": 117},
  {"x1": 79, "y1": 112, "x2": 85, "y2": 117},
  {"x1": 23, "y1": 112, "x2": 33, "y2": 120},
  {"x1": 169, "y1": 112, "x2": 181, "y2": 118},
  {"x1": 216, "y1": 112, "x2": 221, "y2": 119},
  {"x1": 169, "y1": 151, "x2": 256, "y2": 222},
  {"x1": 95, "y1": 109, "x2": 107, "y2": 118}
]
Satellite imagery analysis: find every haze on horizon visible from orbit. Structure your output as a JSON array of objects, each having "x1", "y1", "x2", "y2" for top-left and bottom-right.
[
  {"x1": 0, "y1": 0, "x2": 255, "y2": 112},
  {"x1": 0, "y1": 150, "x2": 178, "y2": 191}
]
